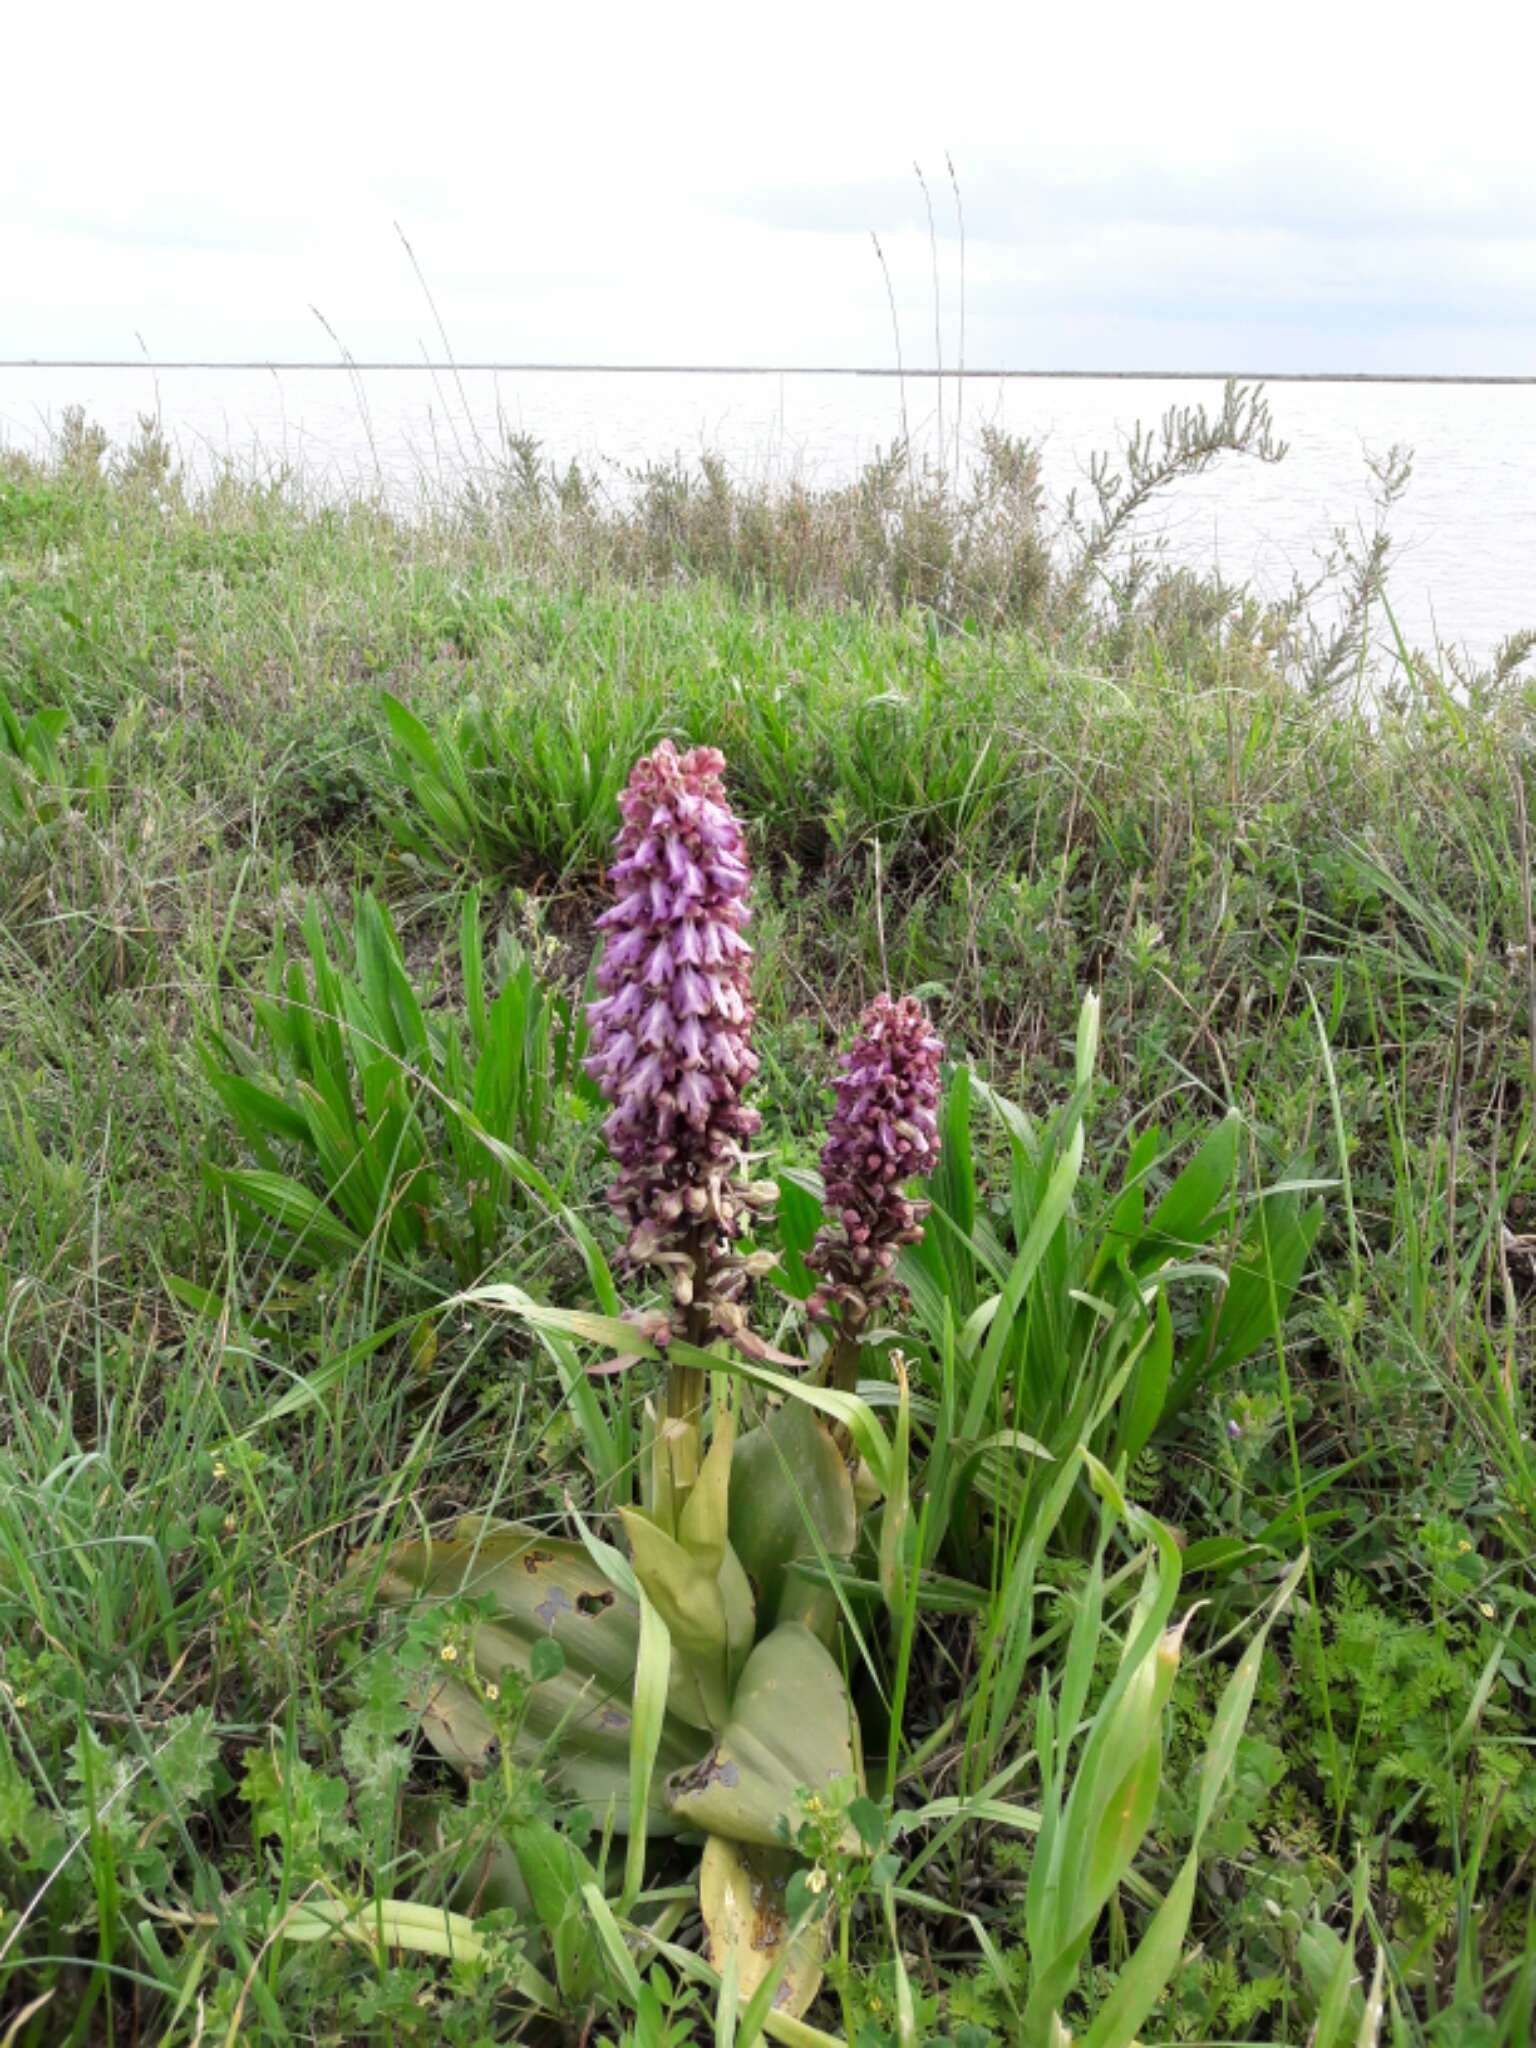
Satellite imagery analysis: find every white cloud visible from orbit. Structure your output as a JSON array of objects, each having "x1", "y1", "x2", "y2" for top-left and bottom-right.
[{"x1": 1, "y1": 0, "x2": 1533, "y2": 370}]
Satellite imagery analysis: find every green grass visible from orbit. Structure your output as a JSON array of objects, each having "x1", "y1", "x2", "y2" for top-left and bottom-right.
[{"x1": 2, "y1": 425, "x2": 1535, "y2": 2045}]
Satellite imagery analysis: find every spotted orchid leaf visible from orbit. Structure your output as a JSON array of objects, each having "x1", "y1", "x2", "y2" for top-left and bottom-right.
[
  {"x1": 364, "y1": 1518, "x2": 702, "y2": 1824},
  {"x1": 667, "y1": 1620, "x2": 860, "y2": 1850}
]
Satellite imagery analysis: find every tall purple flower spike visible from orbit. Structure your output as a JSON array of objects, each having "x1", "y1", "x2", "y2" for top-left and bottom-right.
[
  {"x1": 808, "y1": 993, "x2": 943, "y2": 1334},
  {"x1": 586, "y1": 741, "x2": 773, "y2": 1338}
]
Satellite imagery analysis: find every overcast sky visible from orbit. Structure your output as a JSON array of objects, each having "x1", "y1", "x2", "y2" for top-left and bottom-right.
[{"x1": 3, "y1": 0, "x2": 1534, "y2": 374}]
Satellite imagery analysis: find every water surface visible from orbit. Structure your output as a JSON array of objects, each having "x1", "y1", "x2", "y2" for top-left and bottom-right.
[{"x1": 4, "y1": 367, "x2": 1532, "y2": 660}]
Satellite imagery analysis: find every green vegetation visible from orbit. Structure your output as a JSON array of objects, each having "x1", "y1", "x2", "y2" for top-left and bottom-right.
[{"x1": 2, "y1": 404, "x2": 1535, "y2": 2045}]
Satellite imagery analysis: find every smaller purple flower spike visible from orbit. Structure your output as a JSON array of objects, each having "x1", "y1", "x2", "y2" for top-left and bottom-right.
[
  {"x1": 586, "y1": 741, "x2": 773, "y2": 1339},
  {"x1": 807, "y1": 993, "x2": 943, "y2": 1341}
]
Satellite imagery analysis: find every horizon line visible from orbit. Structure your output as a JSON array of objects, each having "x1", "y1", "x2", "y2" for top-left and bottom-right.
[{"x1": 3, "y1": 359, "x2": 1536, "y2": 385}]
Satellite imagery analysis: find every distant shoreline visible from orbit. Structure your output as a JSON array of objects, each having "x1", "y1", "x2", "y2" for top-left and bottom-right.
[{"x1": 4, "y1": 360, "x2": 1535, "y2": 385}]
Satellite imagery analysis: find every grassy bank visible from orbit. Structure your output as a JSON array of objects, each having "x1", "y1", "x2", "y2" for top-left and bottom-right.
[{"x1": 2, "y1": 419, "x2": 1535, "y2": 2045}]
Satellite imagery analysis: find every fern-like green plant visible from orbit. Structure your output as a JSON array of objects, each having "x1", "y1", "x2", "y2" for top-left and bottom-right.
[
  {"x1": 0, "y1": 688, "x2": 109, "y2": 844},
  {"x1": 897, "y1": 1000, "x2": 1326, "y2": 1570},
  {"x1": 202, "y1": 888, "x2": 593, "y2": 1282},
  {"x1": 379, "y1": 687, "x2": 657, "y2": 880}
]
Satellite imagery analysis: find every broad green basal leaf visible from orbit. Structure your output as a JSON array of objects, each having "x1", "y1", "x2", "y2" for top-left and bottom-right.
[
  {"x1": 730, "y1": 1398, "x2": 857, "y2": 1635},
  {"x1": 365, "y1": 1517, "x2": 700, "y2": 1826},
  {"x1": 700, "y1": 1835, "x2": 826, "y2": 2022},
  {"x1": 667, "y1": 1620, "x2": 859, "y2": 1849}
]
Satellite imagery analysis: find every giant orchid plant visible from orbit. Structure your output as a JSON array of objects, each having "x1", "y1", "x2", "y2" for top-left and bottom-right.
[
  {"x1": 373, "y1": 742, "x2": 942, "y2": 2022},
  {"x1": 342, "y1": 737, "x2": 1317, "y2": 2045}
]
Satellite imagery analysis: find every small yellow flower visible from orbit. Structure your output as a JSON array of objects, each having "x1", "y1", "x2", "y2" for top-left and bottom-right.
[
  {"x1": 1458, "y1": 1539, "x2": 1472, "y2": 1553},
  {"x1": 805, "y1": 1867, "x2": 828, "y2": 1895},
  {"x1": 440, "y1": 1642, "x2": 459, "y2": 1664},
  {"x1": 212, "y1": 1461, "x2": 227, "y2": 1480},
  {"x1": 484, "y1": 1682, "x2": 500, "y2": 1702},
  {"x1": 1479, "y1": 1601, "x2": 1496, "y2": 1619}
]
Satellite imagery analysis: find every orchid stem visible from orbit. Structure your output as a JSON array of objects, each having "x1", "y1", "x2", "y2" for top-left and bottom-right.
[
  {"x1": 825, "y1": 1329, "x2": 862, "y2": 1459},
  {"x1": 665, "y1": 1237, "x2": 714, "y2": 1494},
  {"x1": 827, "y1": 1332, "x2": 861, "y2": 1398}
]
